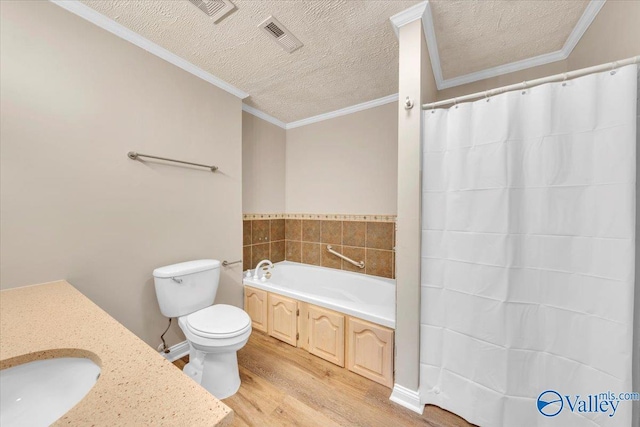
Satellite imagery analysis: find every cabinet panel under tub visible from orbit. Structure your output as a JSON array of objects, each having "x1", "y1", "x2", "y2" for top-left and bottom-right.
[
  {"x1": 346, "y1": 316, "x2": 394, "y2": 388},
  {"x1": 242, "y1": 285, "x2": 395, "y2": 388},
  {"x1": 244, "y1": 286, "x2": 268, "y2": 333},
  {"x1": 267, "y1": 293, "x2": 298, "y2": 346},
  {"x1": 307, "y1": 305, "x2": 345, "y2": 367}
]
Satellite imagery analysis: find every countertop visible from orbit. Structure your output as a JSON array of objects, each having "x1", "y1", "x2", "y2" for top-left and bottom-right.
[{"x1": 0, "y1": 281, "x2": 233, "y2": 426}]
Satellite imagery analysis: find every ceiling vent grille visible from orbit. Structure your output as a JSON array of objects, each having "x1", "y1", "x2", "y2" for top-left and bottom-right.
[
  {"x1": 258, "y1": 16, "x2": 303, "y2": 54},
  {"x1": 188, "y1": 0, "x2": 236, "y2": 23}
]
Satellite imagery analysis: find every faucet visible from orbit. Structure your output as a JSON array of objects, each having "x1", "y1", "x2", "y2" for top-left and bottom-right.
[{"x1": 253, "y1": 259, "x2": 273, "y2": 280}]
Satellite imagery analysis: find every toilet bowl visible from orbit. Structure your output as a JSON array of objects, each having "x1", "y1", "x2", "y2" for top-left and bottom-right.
[
  {"x1": 178, "y1": 305, "x2": 251, "y2": 399},
  {"x1": 152, "y1": 260, "x2": 251, "y2": 399}
]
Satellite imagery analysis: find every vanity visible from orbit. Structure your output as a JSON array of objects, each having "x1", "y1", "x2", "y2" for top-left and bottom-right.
[{"x1": 0, "y1": 281, "x2": 233, "y2": 426}]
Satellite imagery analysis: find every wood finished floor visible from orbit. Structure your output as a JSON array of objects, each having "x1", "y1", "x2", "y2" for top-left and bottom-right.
[{"x1": 173, "y1": 331, "x2": 475, "y2": 427}]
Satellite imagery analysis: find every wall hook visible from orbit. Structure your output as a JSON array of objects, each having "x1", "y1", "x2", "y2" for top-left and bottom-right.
[{"x1": 404, "y1": 96, "x2": 414, "y2": 110}]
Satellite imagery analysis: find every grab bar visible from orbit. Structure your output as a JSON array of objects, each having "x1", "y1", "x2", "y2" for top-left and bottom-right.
[
  {"x1": 326, "y1": 245, "x2": 365, "y2": 269},
  {"x1": 128, "y1": 151, "x2": 218, "y2": 172},
  {"x1": 222, "y1": 260, "x2": 242, "y2": 267}
]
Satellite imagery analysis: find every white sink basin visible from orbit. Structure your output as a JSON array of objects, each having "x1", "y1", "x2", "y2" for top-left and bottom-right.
[{"x1": 0, "y1": 357, "x2": 100, "y2": 427}]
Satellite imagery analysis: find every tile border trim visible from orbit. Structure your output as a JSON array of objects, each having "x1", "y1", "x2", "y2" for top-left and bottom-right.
[{"x1": 243, "y1": 213, "x2": 397, "y2": 222}]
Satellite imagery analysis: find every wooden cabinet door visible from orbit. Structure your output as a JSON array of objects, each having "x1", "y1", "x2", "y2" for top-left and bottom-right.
[
  {"x1": 308, "y1": 305, "x2": 345, "y2": 367},
  {"x1": 347, "y1": 317, "x2": 394, "y2": 388},
  {"x1": 244, "y1": 286, "x2": 268, "y2": 333},
  {"x1": 268, "y1": 293, "x2": 298, "y2": 346}
]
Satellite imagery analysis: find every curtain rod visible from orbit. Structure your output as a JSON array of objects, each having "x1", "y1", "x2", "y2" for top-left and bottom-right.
[{"x1": 422, "y1": 56, "x2": 640, "y2": 110}]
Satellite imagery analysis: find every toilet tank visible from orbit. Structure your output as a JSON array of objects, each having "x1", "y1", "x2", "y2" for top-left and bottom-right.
[{"x1": 153, "y1": 260, "x2": 221, "y2": 318}]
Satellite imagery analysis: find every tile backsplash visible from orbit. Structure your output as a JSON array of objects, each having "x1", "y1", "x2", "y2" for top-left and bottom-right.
[
  {"x1": 243, "y1": 214, "x2": 396, "y2": 279},
  {"x1": 243, "y1": 219, "x2": 285, "y2": 271}
]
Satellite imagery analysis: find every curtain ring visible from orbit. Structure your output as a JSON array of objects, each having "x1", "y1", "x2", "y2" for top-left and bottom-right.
[
  {"x1": 431, "y1": 104, "x2": 436, "y2": 114},
  {"x1": 484, "y1": 91, "x2": 490, "y2": 102},
  {"x1": 521, "y1": 81, "x2": 528, "y2": 95},
  {"x1": 562, "y1": 73, "x2": 568, "y2": 86},
  {"x1": 454, "y1": 98, "x2": 459, "y2": 109},
  {"x1": 610, "y1": 61, "x2": 618, "y2": 75}
]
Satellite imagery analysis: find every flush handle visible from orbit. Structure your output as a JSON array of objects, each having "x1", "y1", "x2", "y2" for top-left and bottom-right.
[{"x1": 171, "y1": 277, "x2": 183, "y2": 283}]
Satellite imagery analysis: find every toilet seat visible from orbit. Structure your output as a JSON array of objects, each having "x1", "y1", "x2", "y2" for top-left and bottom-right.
[{"x1": 185, "y1": 304, "x2": 251, "y2": 339}]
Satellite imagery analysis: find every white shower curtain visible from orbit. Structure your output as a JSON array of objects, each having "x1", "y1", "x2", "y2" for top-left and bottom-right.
[{"x1": 420, "y1": 64, "x2": 637, "y2": 427}]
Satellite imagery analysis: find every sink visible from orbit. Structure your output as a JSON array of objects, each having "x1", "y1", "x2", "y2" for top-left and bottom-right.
[{"x1": 0, "y1": 357, "x2": 100, "y2": 427}]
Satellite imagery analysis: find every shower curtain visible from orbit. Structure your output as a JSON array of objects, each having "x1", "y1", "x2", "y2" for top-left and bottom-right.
[{"x1": 419, "y1": 64, "x2": 638, "y2": 427}]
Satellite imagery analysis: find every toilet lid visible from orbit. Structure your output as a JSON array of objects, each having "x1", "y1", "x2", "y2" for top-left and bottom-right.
[{"x1": 186, "y1": 304, "x2": 251, "y2": 338}]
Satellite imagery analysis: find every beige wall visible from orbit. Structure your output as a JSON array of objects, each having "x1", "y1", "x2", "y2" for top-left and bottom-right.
[
  {"x1": 438, "y1": 0, "x2": 640, "y2": 100},
  {"x1": 285, "y1": 102, "x2": 398, "y2": 215},
  {"x1": 0, "y1": 1, "x2": 243, "y2": 348},
  {"x1": 242, "y1": 112, "x2": 286, "y2": 214},
  {"x1": 568, "y1": 0, "x2": 640, "y2": 69}
]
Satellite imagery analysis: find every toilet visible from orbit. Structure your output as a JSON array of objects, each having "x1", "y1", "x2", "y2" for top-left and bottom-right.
[{"x1": 153, "y1": 259, "x2": 251, "y2": 399}]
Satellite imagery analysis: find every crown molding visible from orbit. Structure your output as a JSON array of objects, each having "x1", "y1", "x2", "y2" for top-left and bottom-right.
[
  {"x1": 561, "y1": 0, "x2": 606, "y2": 58},
  {"x1": 285, "y1": 94, "x2": 399, "y2": 130},
  {"x1": 437, "y1": 50, "x2": 569, "y2": 90},
  {"x1": 389, "y1": 1, "x2": 428, "y2": 37},
  {"x1": 49, "y1": 0, "x2": 249, "y2": 99},
  {"x1": 242, "y1": 104, "x2": 287, "y2": 129},
  {"x1": 421, "y1": 2, "x2": 444, "y2": 89},
  {"x1": 394, "y1": 0, "x2": 606, "y2": 91},
  {"x1": 244, "y1": 94, "x2": 399, "y2": 130},
  {"x1": 435, "y1": 0, "x2": 606, "y2": 90}
]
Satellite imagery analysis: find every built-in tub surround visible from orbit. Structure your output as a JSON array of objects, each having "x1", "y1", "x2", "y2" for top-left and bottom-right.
[
  {"x1": 246, "y1": 261, "x2": 395, "y2": 328},
  {"x1": 243, "y1": 261, "x2": 396, "y2": 387},
  {"x1": 243, "y1": 214, "x2": 396, "y2": 278},
  {"x1": 0, "y1": 281, "x2": 233, "y2": 426}
]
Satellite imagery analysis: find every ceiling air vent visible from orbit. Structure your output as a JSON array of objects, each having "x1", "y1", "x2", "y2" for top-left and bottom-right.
[
  {"x1": 188, "y1": 0, "x2": 236, "y2": 23},
  {"x1": 258, "y1": 16, "x2": 303, "y2": 54}
]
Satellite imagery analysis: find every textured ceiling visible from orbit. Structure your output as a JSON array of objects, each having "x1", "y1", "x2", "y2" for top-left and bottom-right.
[
  {"x1": 430, "y1": 0, "x2": 590, "y2": 79},
  {"x1": 80, "y1": 0, "x2": 593, "y2": 123},
  {"x1": 81, "y1": 0, "x2": 419, "y2": 122}
]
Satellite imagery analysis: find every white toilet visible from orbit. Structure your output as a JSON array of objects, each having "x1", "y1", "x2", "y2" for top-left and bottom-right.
[{"x1": 153, "y1": 259, "x2": 251, "y2": 399}]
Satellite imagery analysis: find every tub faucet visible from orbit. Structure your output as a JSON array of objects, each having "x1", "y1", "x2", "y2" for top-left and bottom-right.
[{"x1": 253, "y1": 259, "x2": 273, "y2": 280}]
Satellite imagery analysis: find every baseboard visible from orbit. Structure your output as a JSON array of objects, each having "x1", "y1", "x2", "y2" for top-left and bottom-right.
[
  {"x1": 161, "y1": 340, "x2": 189, "y2": 362},
  {"x1": 389, "y1": 384, "x2": 424, "y2": 414}
]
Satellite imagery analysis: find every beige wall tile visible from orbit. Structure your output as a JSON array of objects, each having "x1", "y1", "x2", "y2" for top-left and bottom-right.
[
  {"x1": 243, "y1": 245, "x2": 252, "y2": 271},
  {"x1": 251, "y1": 243, "x2": 270, "y2": 269},
  {"x1": 321, "y1": 244, "x2": 342, "y2": 269},
  {"x1": 301, "y1": 242, "x2": 321, "y2": 266},
  {"x1": 285, "y1": 240, "x2": 301, "y2": 262},
  {"x1": 285, "y1": 219, "x2": 302, "y2": 241},
  {"x1": 270, "y1": 219, "x2": 285, "y2": 241},
  {"x1": 302, "y1": 220, "x2": 321, "y2": 242},
  {"x1": 366, "y1": 222, "x2": 395, "y2": 250},
  {"x1": 341, "y1": 246, "x2": 366, "y2": 274},
  {"x1": 243, "y1": 220, "x2": 252, "y2": 246},
  {"x1": 271, "y1": 240, "x2": 285, "y2": 263},
  {"x1": 252, "y1": 220, "x2": 270, "y2": 244},
  {"x1": 366, "y1": 249, "x2": 393, "y2": 279},
  {"x1": 321, "y1": 220, "x2": 342, "y2": 245},
  {"x1": 343, "y1": 221, "x2": 366, "y2": 247}
]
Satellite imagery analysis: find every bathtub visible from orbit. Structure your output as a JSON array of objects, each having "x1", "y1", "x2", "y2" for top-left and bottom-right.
[{"x1": 243, "y1": 261, "x2": 396, "y2": 328}]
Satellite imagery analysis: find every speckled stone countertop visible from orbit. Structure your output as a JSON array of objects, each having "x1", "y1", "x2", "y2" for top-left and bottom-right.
[{"x1": 0, "y1": 281, "x2": 233, "y2": 426}]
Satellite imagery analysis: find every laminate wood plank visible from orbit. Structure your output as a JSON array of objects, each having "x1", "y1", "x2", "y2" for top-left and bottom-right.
[
  {"x1": 270, "y1": 395, "x2": 343, "y2": 427},
  {"x1": 173, "y1": 331, "x2": 475, "y2": 427},
  {"x1": 223, "y1": 366, "x2": 285, "y2": 426}
]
